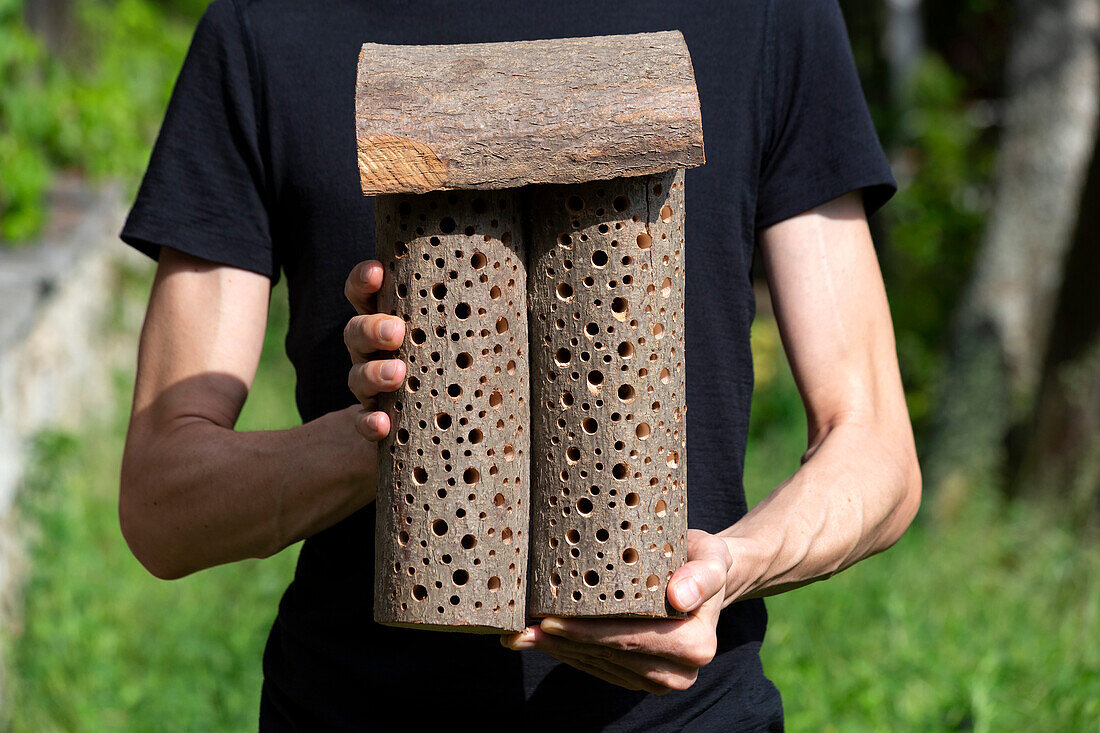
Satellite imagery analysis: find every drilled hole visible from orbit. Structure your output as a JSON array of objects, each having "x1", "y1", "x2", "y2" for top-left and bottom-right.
[
  {"x1": 591, "y1": 250, "x2": 608, "y2": 268},
  {"x1": 431, "y1": 283, "x2": 447, "y2": 300},
  {"x1": 636, "y1": 423, "x2": 651, "y2": 440},
  {"x1": 612, "y1": 195, "x2": 629, "y2": 212},
  {"x1": 471, "y1": 252, "x2": 487, "y2": 269},
  {"x1": 461, "y1": 534, "x2": 477, "y2": 549},
  {"x1": 581, "y1": 418, "x2": 598, "y2": 434},
  {"x1": 496, "y1": 317, "x2": 509, "y2": 334},
  {"x1": 412, "y1": 467, "x2": 428, "y2": 485},
  {"x1": 622, "y1": 548, "x2": 638, "y2": 564},
  {"x1": 646, "y1": 573, "x2": 660, "y2": 591},
  {"x1": 625, "y1": 492, "x2": 640, "y2": 507},
  {"x1": 583, "y1": 570, "x2": 600, "y2": 587},
  {"x1": 463, "y1": 467, "x2": 480, "y2": 485},
  {"x1": 440, "y1": 217, "x2": 456, "y2": 233},
  {"x1": 432, "y1": 518, "x2": 449, "y2": 536},
  {"x1": 452, "y1": 569, "x2": 469, "y2": 586},
  {"x1": 488, "y1": 576, "x2": 501, "y2": 591},
  {"x1": 577, "y1": 497, "x2": 593, "y2": 515},
  {"x1": 456, "y1": 353, "x2": 472, "y2": 369},
  {"x1": 655, "y1": 500, "x2": 668, "y2": 517},
  {"x1": 455, "y1": 302, "x2": 472, "y2": 319},
  {"x1": 612, "y1": 463, "x2": 628, "y2": 480},
  {"x1": 434, "y1": 413, "x2": 452, "y2": 430},
  {"x1": 659, "y1": 205, "x2": 673, "y2": 222},
  {"x1": 557, "y1": 282, "x2": 574, "y2": 301},
  {"x1": 412, "y1": 585, "x2": 428, "y2": 601},
  {"x1": 469, "y1": 428, "x2": 484, "y2": 444}
]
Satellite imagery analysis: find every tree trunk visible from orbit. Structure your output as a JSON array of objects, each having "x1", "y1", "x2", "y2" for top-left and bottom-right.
[
  {"x1": 923, "y1": 0, "x2": 1099, "y2": 502},
  {"x1": 1015, "y1": 133, "x2": 1100, "y2": 519}
]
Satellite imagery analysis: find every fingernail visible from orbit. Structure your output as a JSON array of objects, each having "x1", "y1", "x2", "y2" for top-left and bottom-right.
[
  {"x1": 540, "y1": 618, "x2": 564, "y2": 635},
  {"x1": 360, "y1": 263, "x2": 376, "y2": 283},
  {"x1": 380, "y1": 360, "x2": 399, "y2": 380},
  {"x1": 673, "y1": 577, "x2": 701, "y2": 608},
  {"x1": 367, "y1": 413, "x2": 383, "y2": 432},
  {"x1": 379, "y1": 319, "x2": 396, "y2": 341}
]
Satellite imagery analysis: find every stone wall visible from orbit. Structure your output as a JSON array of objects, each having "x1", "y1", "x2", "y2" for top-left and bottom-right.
[{"x1": 0, "y1": 178, "x2": 144, "y2": 690}]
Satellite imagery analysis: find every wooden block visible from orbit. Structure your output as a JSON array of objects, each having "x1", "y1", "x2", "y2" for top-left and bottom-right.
[
  {"x1": 373, "y1": 189, "x2": 531, "y2": 633},
  {"x1": 526, "y1": 170, "x2": 688, "y2": 618},
  {"x1": 356, "y1": 32, "x2": 704, "y2": 195}
]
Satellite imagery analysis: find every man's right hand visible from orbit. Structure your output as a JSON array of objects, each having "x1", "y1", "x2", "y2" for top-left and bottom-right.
[{"x1": 343, "y1": 259, "x2": 406, "y2": 441}]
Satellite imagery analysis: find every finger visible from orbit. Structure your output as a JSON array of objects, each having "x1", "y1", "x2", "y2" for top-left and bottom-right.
[
  {"x1": 539, "y1": 615, "x2": 717, "y2": 668},
  {"x1": 522, "y1": 630, "x2": 674, "y2": 694},
  {"x1": 667, "y1": 530, "x2": 732, "y2": 613},
  {"x1": 348, "y1": 359, "x2": 406, "y2": 402},
  {"x1": 530, "y1": 623, "x2": 700, "y2": 689},
  {"x1": 354, "y1": 408, "x2": 391, "y2": 441},
  {"x1": 344, "y1": 314, "x2": 406, "y2": 361},
  {"x1": 344, "y1": 260, "x2": 385, "y2": 315}
]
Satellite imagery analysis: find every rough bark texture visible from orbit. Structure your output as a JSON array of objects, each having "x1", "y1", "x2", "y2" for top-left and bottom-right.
[
  {"x1": 373, "y1": 189, "x2": 530, "y2": 633},
  {"x1": 924, "y1": 0, "x2": 1099, "y2": 498},
  {"x1": 355, "y1": 32, "x2": 704, "y2": 195},
  {"x1": 526, "y1": 170, "x2": 688, "y2": 618}
]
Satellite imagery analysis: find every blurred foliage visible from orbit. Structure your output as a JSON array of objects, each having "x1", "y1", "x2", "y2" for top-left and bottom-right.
[
  {"x1": 881, "y1": 54, "x2": 995, "y2": 428},
  {"x1": 4, "y1": 275, "x2": 299, "y2": 731},
  {"x1": 0, "y1": 0, "x2": 194, "y2": 242}
]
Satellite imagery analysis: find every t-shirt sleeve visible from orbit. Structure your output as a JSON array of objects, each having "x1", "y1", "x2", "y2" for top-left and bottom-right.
[
  {"x1": 755, "y1": 0, "x2": 896, "y2": 230},
  {"x1": 120, "y1": 0, "x2": 277, "y2": 280}
]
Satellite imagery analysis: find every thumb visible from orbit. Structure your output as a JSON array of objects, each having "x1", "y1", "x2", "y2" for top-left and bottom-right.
[{"x1": 667, "y1": 531, "x2": 731, "y2": 613}]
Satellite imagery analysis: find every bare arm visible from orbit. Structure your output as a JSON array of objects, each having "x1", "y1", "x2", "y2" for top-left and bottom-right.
[
  {"x1": 718, "y1": 190, "x2": 921, "y2": 601},
  {"x1": 119, "y1": 249, "x2": 402, "y2": 579},
  {"x1": 501, "y1": 191, "x2": 921, "y2": 694}
]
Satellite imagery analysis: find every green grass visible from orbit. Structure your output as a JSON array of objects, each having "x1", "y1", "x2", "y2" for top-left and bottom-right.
[
  {"x1": 745, "y1": 320, "x2": 1100, "y2": 732},
  {"x1": 4, "y1": 282, "x2": 1098, "y2": 731}
]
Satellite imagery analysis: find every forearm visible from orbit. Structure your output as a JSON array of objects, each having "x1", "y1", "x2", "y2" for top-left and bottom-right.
[
  {"x1": 121, "y1": 405, "x2": 375, "y2": 579},
  {"x1": 718, "y1": 414, "x2": 920, "y2": 604}
]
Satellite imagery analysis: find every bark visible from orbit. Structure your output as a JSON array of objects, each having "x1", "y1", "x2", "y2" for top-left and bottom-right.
[
  {"x1": 924, "y1": 0, "x2": 1099, "y2": 498},
  {"x1": 355, "y1": 32, "x2": 704, "y2": 195},
  {"x1": 526, "y1": 171, "x2": 688, "y2": 619},
  {"x1": 373, "y1": 189, "x2": 531, "y2": 633},
  {"x1": 1015, "y1": 134, "x2": 1100, "y2": 517}
]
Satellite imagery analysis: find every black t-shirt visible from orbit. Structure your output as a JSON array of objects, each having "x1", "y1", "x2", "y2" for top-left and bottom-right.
[{"x1": 121, "y1": 1, "x2": 894, "y2": 730}]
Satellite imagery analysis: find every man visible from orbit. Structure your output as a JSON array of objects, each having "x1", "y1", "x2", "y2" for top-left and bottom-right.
[{"x1": 119, "y1": 0, "x2": 921, "y2": 729}]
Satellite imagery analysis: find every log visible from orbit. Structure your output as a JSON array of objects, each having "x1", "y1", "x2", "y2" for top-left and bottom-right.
[
  {"x1": 526, "y1": 170, "x2": 688, "y2": 618},
  {"x1": 355, "y1": 32, "x2": 704, "y2": 195},
  {"x1": 373, "y1": 189, "x2": 531, "y2": 633}
]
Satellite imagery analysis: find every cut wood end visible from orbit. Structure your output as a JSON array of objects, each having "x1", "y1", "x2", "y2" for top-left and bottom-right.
[{"x1": 358, "y1": 133, "x2": 449, "y2": 195}]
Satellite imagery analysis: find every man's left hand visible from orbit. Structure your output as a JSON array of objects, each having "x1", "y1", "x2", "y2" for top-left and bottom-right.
[{"x1": 502, "y1": 529, "x2": 734, "y2": 694}]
